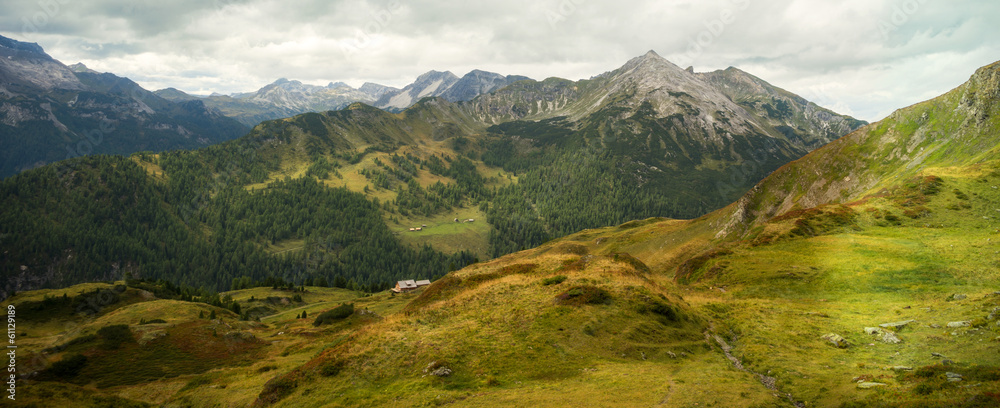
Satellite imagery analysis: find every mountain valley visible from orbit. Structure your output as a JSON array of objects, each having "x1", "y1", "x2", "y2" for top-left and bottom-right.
[
  {"x1": 6, "y1": 59, "x2": 1000, "y2": 407},
  {"x1": 4, "y1": 32, "x2": 999, "y2": 408}
]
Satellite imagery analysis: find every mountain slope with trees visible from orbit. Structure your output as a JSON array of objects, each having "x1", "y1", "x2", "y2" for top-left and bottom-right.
[{"x1": 1, "y1": 51, "x2": 864, "y2": 297}]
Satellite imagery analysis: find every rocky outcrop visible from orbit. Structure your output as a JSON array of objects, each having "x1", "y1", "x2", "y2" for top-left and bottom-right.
[
  {"x1": 0, "y1": 36, "x2": 84, "y2": 92},
  {"x1": 699, "y1": 67, "x2": 866, "y2": 150}
]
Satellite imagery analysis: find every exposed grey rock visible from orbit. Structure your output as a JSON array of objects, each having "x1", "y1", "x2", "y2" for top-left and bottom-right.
[
  {"x1": 947, "y1": 321, "x2": 971, "y2": 328},
  {"x1": 698, "y1": 66, "x2": 866, "y2": 151},
  {"x1": 890, "y1": 366, "x2": 913, "y2": 371},
  {"x1": 880, "y1": 331, "x2": 902, "y2": 344},
  {"x1": 359, "y1": 82, "x2": 398, "y2": 100},
  {"x1": 431, "y1": 367, "x2": 453, "y2": 377},
  {"x1": 821, "y1": 333, "x2": 849, "y2": 348},
  {"x1": 423, "y1": 361, "x2": 452, "y2": 377},
  {"x1": 857, "y1": 382, "x2": 887, "y2": 389},
  {"x1": 879, "y1": 320, "x2": 916, "y2": 330},
  {"x1": 864, "y1": 327, "x2": 902, "y2": 344},
  {"x1": 946, "y1": 293, "x2": 968, "y2": 301},
  {"x1": 0, "y1": 36, "x2": 85, "y2": 91},
  {"x1": 946, "y1": 372, "x2": 963, "y2": 382}
]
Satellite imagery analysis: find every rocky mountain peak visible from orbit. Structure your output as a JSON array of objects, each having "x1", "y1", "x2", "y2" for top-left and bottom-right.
[
  {"x1": 617, "y1": 49, "x2": 688, "y2": 79},
  {"x1": 0, "y1": 35, "x2": 84, "y2": 91},
  {"x1": 0, "y1": 35, "x2": 48, "y2": 58},
  {"x1": 68, "y1": 63, "x2": 99, "y2": 74},
  {"x1": 414, "y1": 70, "x2": 459, "y2": 83},
  {"x1": 359, "y1": 82, "x2": 398, "y2": 99}
]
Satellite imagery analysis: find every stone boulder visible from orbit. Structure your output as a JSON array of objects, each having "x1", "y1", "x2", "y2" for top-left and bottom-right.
[
  {"x1": 878, "y1": 320, "x2": 915, "y2": 330},
  {"x1": 821, "y1": 333, "x2": 849, "y2": 348},
  {"x1": 431, "y1": 367, "x2": 453, "y2": 377},
  {"x1": 864, "y1": 327, "x2": 902, "y2": 344}
]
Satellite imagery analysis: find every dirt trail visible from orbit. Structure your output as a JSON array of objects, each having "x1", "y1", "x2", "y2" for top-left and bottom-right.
[
  {"x1": 657, "y1": 379, "x2": 676, "y2": 406},
  {"x1": 706, "y1": 331, "x2": 804, "y2": 408}
]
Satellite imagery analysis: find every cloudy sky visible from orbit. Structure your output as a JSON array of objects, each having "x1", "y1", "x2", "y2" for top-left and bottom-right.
[{"x1": 1, "y1": 0, "x2": 997, "y2": 121}]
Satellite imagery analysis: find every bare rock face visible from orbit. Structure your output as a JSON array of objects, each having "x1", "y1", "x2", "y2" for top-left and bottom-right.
[
  {"x1": 698, "y1": 66, "x2": 867, "y2": 150},
  {"x1": 0, "y1": 36, "x2": 85, "y2": 92},
  {"x1": 376, "y1": 70, "x2": 460, "y2": 110},
  {"x1": 958, "y1": 61, "x2": 1000, "y2": 126},
  {"x1": 246, "y1": 78, "x2": 377, "y2": 113}
]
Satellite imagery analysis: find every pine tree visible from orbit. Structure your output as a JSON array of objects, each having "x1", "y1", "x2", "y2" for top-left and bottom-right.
[{"x1": 209, "y1": 309, "x2": 216, "y2": 320}]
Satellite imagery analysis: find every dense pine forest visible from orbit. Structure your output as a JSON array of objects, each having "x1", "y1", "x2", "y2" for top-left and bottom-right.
[{"x1": 0, "y1": 151, "x2": 475, "y2": 294}]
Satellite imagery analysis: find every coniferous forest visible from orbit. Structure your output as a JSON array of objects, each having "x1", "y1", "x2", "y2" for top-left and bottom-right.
[{"x1": 0, "y1": 151, "x2": 475, "y2": 294}]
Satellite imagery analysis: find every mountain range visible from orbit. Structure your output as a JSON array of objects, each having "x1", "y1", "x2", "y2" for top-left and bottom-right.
[
  {"x1": 5, "y1": 54, "x2": 999, "y2": 407},
  {"x1": 0, "y1": 47, "x2": 866, "y2": 297},
  {"x1": 155, "y1": 69, "x2": 533, "y2": 126},
  {"x1": 0, "y1": 35, "x2": 248, "y2": 179}
]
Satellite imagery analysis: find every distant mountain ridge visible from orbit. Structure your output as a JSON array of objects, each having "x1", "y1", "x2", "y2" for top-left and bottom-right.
[
  {"x1": 160, "y1": 69, "x2": 534, "y2": 126},
  {"x1": 374, "y1": 70, "x2": 532, "y2": 111},
  {"x1": 0, "y1": 35, "x2": 248, "y2": 178}
]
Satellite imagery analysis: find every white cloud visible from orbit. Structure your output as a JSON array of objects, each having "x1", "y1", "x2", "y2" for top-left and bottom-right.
[{"x1": 0, "y1": 0, "x2": 996, "y2": 121}]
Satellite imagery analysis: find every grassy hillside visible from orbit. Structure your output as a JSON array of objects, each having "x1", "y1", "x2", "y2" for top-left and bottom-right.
[
  {"x1": 7, "y1": 148, "x2": 999, "y2": 407},
  {"x1": 10, "y1": 161, "x2": 997, "y2": 407},
  {"x1": 715, "y1": 61, "x2": 1000, "y2": 239}
]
